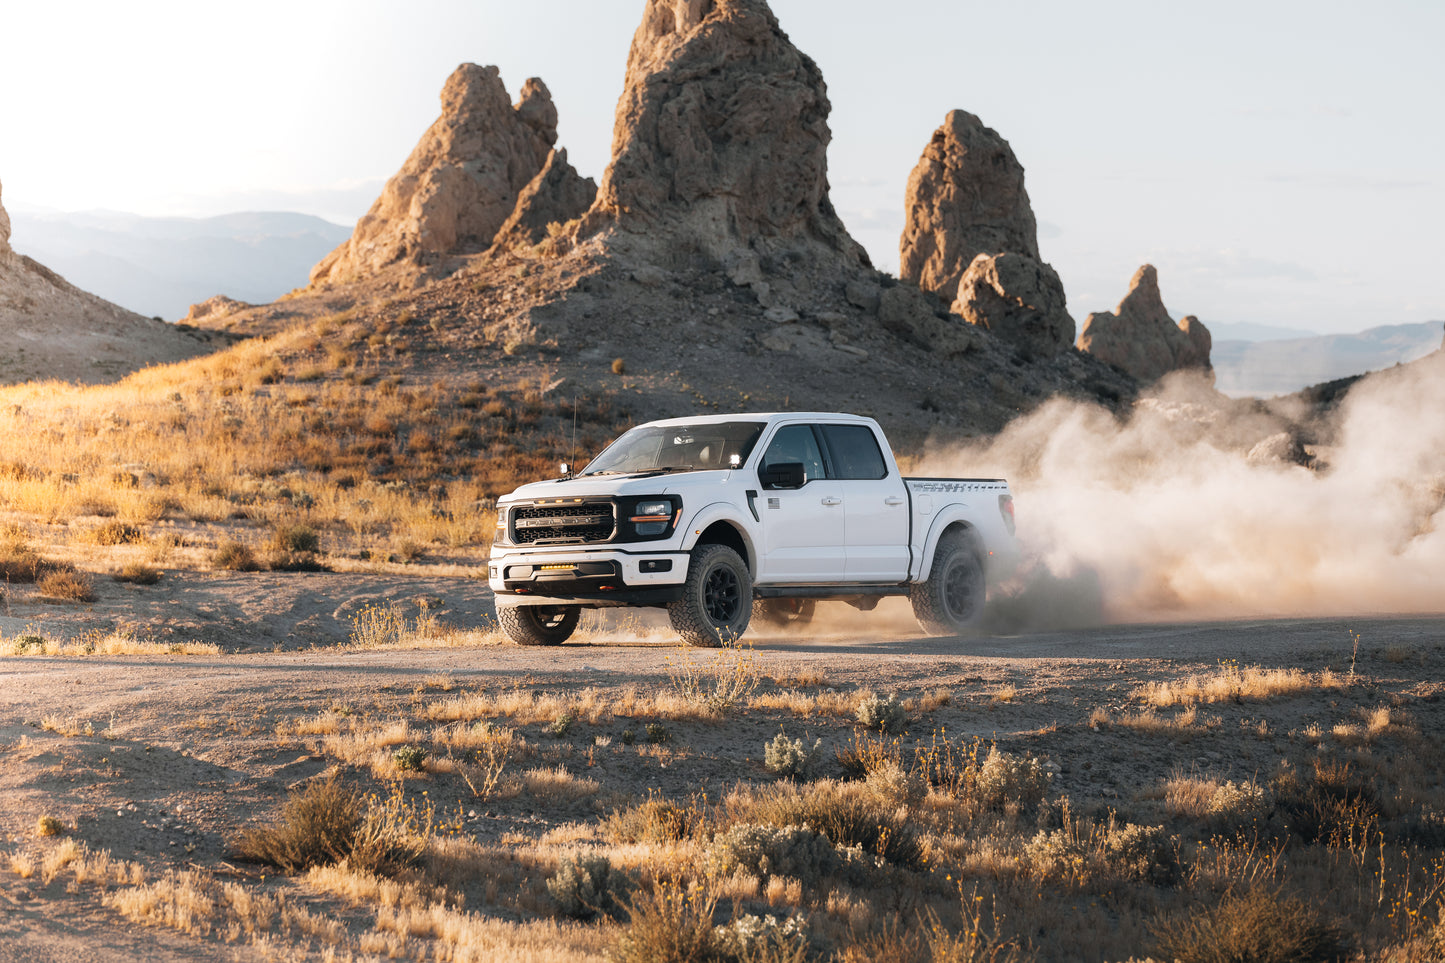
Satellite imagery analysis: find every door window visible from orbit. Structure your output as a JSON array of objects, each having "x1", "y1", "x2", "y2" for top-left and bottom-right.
[
  {"x1": 820, "y1": 424, "x2": 888, "y2": 480},
  {"x1": 759, "y1": 425, "x2": 826, "y2": 484}
]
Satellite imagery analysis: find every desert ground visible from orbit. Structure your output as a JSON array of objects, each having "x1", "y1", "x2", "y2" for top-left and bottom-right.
[{"x1": 3, "y1": 573, "x2": 1443, "y2": 962}]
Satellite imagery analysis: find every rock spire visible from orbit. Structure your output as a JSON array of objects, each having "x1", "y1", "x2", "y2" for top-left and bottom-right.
[
  {"x1": 900, "y1": 110, "x2": 1040, "y2": 303},
  {"x1": 310, "y1": 65, "x2": 559, "y2": 285},
  {"x1": 952, "y1": 253, "x2": 1074, "y2": 359},
  {"x1": 580, "y1": 0, "x2": 865, "y2": 266},
  {"x1": 1076, "y1": 265, "x2": 1213, "y2": 381},
  {"x1": 0, "y1": 177, "x2": 11, "y2": 254}
]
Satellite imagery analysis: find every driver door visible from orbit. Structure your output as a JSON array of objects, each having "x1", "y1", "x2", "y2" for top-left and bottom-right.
[{"x1": 754, "y1": 424, "x2": 844, "y2": 582}]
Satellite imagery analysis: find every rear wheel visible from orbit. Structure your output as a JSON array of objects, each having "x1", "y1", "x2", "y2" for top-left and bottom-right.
[
  {"x1": 668, "y1": 544, "x2": 752, "y2": 647},
  {"x1": 910, "y1": 533, "x2": 986, "y2": 636},
  {"x1": 752, "y1": 597, "x2": 817, "y2": 628},
  {"x1": 498, "y1": 604, "x2": 580, "y2": 646}
]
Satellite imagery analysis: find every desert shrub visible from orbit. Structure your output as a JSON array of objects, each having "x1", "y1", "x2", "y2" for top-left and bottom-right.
[
  {"x1": 645, "y1": 722, "x2": 671, "y2": 744},
  {"x1": 713, "y1": 913, "x2": 812, "y2": 962},
  {"x1": 37, "y1": 569, "x2": 95, "y2": 603},
  {"x1": 611, "y1": 879, "x2": 723, "y2": 963},
  {"x1": 1024, "y1": 817, "x2": 1179, "y2": 887},
  {"x1": 547, "y1": 853, "x2": 624, "y2": 920},
  {"x1": 391, "y1": 744, "x2": 428, "y2": 772},
  {"x1": 856, "y1": 693, "x2": 907, "y2": 734},
  {"x1": 0, "y1": 541, "x2": 48, "y2": 582},
  {"x1": 974, "y1": 747, "x2": 1050, "y2": 812},
  {"x1": 764, "y1": 732, "x2": 822, "y2": 779},
  {"x1": 732, "y1": 781, "x2": 922, "y2": 869},
  {"x1": 114, "y1": 563, "x2": 161, "y2": 585},
  {"x1": 604, "y1": 796, "x2": 706, "y2": 844},
  {"x1": 716, "y1": 823, "x2": 840, "y2": 887},
  {"x1": 234, "y1": 776, "x2": 424, "y2": 876},
  {"x1": 547, "y1": 710, "x2": 578, "y2": 738},
  {"x1": 612, "y1": 357, "x2": 626, "y2": 375},
  {"x1": 87, "y1": 521, "x2": 142, "y2": 545},
  {"x1": 1272, "y1": 758, "x2": 1379, "y2": 845},
  {"x1": 1150, "y1": 886, "x2": 1349, "y2": 963},
  {"x1": 36, "y1": 815, "x2": 64, "y2": 837},
  {"x1": 210, "y1": 540, "x2": 259, "y2": 572},
  {"x1": 270, "y1": 524, "x2": 320, "y2": 554},
  {"x1": 268, "y1": 524, "x2": 325, "y2": 571},
  {"x1": 836, "y1": 731, "x2": 904, "y2": 780},
  {"x1": 862, "y1": 761, "x2": 927, "y2": 809}
]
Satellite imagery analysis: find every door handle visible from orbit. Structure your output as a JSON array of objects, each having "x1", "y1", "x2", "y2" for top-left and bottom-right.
[
  {"x1": 884, "y1": 496, "x2": 904, "y2": 506},
  {"x1": 821, "y1": 496, "x2": 842, "y2": 506}
]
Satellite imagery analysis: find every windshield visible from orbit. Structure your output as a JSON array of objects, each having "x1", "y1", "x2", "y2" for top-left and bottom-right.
[{"x1": 582, "y1": 421, "x2": 766, "y2": 476}]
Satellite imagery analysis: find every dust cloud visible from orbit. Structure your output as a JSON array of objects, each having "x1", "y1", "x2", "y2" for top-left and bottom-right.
[{"x1": 920, "y1": 351, "x2": 1445, "y2": 628}]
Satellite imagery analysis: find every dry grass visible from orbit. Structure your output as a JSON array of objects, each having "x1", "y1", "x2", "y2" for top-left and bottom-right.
[
  {"x1": 2, "y1": 629, "x2": 220, "y2": 656},
  {"x1": 0, "y1": 313, "x2": 633, "y2": 570},
  {"x1": 1141, "y1": 661, "x2": 1342, "y2": 706}
]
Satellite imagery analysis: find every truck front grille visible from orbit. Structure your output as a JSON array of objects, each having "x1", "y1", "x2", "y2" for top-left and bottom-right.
[{"x1": 512, "y1": 502, "x2": 615, "y2": 545}]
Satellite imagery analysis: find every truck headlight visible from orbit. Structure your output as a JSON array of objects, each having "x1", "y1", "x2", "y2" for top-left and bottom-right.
[
  {"x1": 629, "y1": 498, "x2": 676, "y2": 538},
  {"x1": 494, "y1": 507, "x2": 510, "y2": 546}
]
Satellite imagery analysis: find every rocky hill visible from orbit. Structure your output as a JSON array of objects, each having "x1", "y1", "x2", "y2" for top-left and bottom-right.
[
  {"x1": 0, "y1": 178, "x2": 228, "y2": 385},
  {"x1": 197, "y1": 0, "x2": 1142, "y2": 451}
]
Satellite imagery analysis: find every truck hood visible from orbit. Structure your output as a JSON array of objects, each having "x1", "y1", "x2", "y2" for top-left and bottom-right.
[{"x1": 499, "y1": 470, "x2": 742, "y2": 503}]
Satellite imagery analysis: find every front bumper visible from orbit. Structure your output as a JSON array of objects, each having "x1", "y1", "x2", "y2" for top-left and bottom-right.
[{"x1": 488, "y1": 548, "x2": 690, "y2": 606}]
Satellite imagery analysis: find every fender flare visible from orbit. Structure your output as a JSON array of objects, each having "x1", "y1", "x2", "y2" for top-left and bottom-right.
[
  {"x1": 678, "y1": 500, "x2": 759, "y2": 574},
  {"x1": 914, "y1": 508, "x2": 983, "y2": 581}
]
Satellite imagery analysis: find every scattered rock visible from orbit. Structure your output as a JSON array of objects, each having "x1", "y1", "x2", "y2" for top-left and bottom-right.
[
  {"x1": 1246, "y1": 432, "x2": 1311, "y2": 468},
  {"x1": 764, "y1": 305, "x2": 799, "y2": 324},
  {"x1": 899, "y1": 110, "x2": 1040, "y2": 302},
  {"x1": 182, "y1": 295, "x2": 253, "y2": 325},
  {"x1": 310, "y1": 64, "x2": 558, "y2": 285},
  {"x1": 580, "y1": 0, "x2": 867, "y2": 269},
  {"x1": 844, "y1": 278, "x2": 881, "y2": 313},
  {"x1": 1077, "y1": 265, "x2": 1214, "y2": 382},
  {"x1": 952, "y1": 253, "x2": 1074, "y2": 359},
  {"x1": 878, "y1": 284, "x2": 982, "y2": 358},
  {"x1": 489, "y1": 148, "x2": 597, "y2": 251}
]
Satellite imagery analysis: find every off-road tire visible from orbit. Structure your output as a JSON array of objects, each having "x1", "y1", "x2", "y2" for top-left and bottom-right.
[
  {"x1": 668, "y1": 544, "x2": 753, "y2": 647},
  {"x1": 752, "y1": 597, "x2": 817, "y2": 628},
  {"x1": 498, "y1": 604, "x2": 580, "y2": 646},
  {"x1": 910, "y1": 533, "x2": 986, "y2": 636}
]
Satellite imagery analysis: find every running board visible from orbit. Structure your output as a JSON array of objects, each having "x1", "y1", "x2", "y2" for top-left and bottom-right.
[{"x1": 752, "y1": 583, "x2": 908, "y2": 600}]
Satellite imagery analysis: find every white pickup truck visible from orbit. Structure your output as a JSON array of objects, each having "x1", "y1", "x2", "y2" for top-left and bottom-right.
[{"x1": 487, "y1": 412, "x2": 1018, "y2": 646}]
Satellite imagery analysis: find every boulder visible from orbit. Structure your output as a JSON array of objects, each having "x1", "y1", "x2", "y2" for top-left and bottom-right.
[
  {"x1": 899, "y1": 110, "x2": 1040, "y2": 302},
  {"x1": 878, "y1": 284, "x2": 982, "y2": 358},
  {"x1": 310, "y1": 64, "x2": 557, "y2": 285},
  {"x1": 581, "y1": 0, "x2": 866, "y2": 267},
  {"x1": 1077, "y1": 265, "x2": 1214, "y2": 382},
  {"x1": 489, "y1": 148, "x2": 598, "y2": 250},
  {"x1": 182, "y1": 294, "x2": 252, "y2": 324},
  {"x1": 952, "y1": 252, "x2": 1074, "y2": 359}
]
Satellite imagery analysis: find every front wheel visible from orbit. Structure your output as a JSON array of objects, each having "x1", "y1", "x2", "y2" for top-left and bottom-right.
[
  {"x1": 498, "y1": 604, "x2": 580, "y2": 646},
  {"x1": 910, "y1": 534, "x2": 986, "y2": 636},
  {"x1": 668, "y1": 544, "x2": 752, "y2": 647}
]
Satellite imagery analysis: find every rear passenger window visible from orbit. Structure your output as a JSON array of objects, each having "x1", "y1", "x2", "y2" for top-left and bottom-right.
[{"x1": 821, "y1": 425, "x2": 888, "y2": 480}]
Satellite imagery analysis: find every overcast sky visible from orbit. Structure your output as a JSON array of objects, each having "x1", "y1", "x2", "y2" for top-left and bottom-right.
[{"x1": 2, "y1": 0, "x2": 1441, "y2": 333}]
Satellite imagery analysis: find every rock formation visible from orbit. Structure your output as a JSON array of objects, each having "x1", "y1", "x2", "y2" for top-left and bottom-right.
[
  {"x1": 899, "y1": 110, "x2": 1040, "y2": 303},
  {"x1": 1076, "y1": 265, "x2": 1213, "y2": 382},
  {"x1": 310, "y1": 66, "x2": 560, "y2": 285},
  {"x1": 489, "y1": 149, "x2": 597, "y2": 251},
  {"x1": 952, "y1": 253, "x2": 1074, "y2": 359},
  {"x1": 1, "y1": 177, "x2": 221, "y2": 384},
  {"x1": 579, "y1": 0, "x2": 865, "y2": 268}
]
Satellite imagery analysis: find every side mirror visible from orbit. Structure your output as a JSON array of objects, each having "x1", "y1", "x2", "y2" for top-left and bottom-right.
[{"x1": 761, "y1": 462, "x2": 806, "y2": 490}]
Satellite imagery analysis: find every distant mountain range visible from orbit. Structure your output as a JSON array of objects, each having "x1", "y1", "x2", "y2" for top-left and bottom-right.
[
  {"x1": 7, "y1": 209, "x2": 352, "y2": 320},
  {"x1": 1212, "y1": 321, "x2": 1443, "y2": 397}
]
